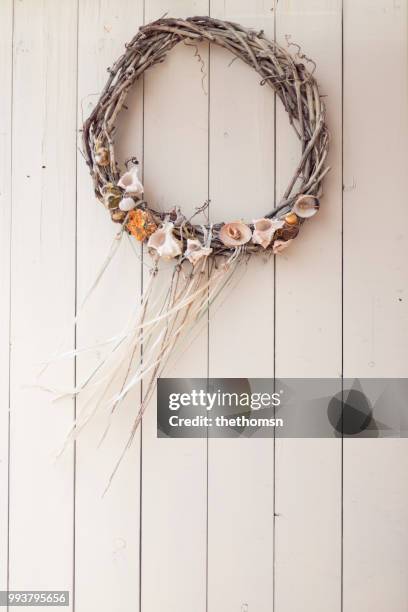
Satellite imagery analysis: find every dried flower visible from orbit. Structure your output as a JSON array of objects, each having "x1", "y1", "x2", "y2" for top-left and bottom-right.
[
  {"x1": 127, "y1": 209, "x2": 157, "y2": 241},
  {"x1": 102, "y1": 183, "x2": 122, "y2": 210},
  {"x1": 252, "y1": 218, "x2": 285, "y2": 249},
  {"x1": 147, "y1": 222, "x2": 182, "y2": 258},
  {"x1": 219, "y1": 221, "x2": 252, "y2": 247},
  {"x1": 184, "y1": 239, "x2": 212, "y2": 265},
  {"x1": 272, "y1": 239, "x2": 293, "y2": 254}
]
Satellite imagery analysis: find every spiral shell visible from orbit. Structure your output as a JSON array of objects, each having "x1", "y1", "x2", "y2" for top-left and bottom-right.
[
  {"x1": 118, "y1": 160, "x2": 144, "y2": 196},
  {"x1": 147, "y1": 222, "x2": 182, "y2": 259}
]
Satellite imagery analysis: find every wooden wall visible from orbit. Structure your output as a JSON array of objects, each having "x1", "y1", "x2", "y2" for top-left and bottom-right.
[{"x1": 1, "y1": 1, "x2": 407, "y2": 610}]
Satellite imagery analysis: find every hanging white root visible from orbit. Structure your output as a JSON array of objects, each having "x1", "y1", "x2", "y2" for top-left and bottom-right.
[
  {"x1": 41, "y1": 234, "x2": 246, "y2": 487},
  {"x1": 101, "y1": 251, "x2": 247, "y2": 492}
]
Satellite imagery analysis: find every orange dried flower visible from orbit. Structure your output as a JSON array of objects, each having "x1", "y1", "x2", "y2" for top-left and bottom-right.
[{"x1": 127, "y1": 209, "x2": 157, "y2": 241}]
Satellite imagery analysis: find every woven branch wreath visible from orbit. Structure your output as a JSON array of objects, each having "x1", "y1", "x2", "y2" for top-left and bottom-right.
[
  {"x1": 83, "y1": 16, "x2": 329, "y2": 260},
  {"x1": 66, "y1": 17, "x2": 330, "y2": 484}
]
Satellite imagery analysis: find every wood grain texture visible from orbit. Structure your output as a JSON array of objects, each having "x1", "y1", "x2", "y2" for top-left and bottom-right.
[
  {"x1": 274, "y1": 2, "x2": 343, "y2": 611},
  {"x1": 75, "y1": 3, "x2": 143, "y2": 612},
  {"x1": 343, "y1": 1, "x2": 408, "y2": 610},
  {"x1": 1, "y1": 1, "x2": 408, "y2": 610},
  {"x1": 8, "y1": 0, "x2": 77, "y2": 606},
  {"x1": 0, "y1": 0, "x2": 13, "y2": 595},
  {"x1": 140, "y1": 2, "x2": 209, "y2": 610},
  {"x1": 208, "y1": 2, "x2": 275, "y2": 610}
]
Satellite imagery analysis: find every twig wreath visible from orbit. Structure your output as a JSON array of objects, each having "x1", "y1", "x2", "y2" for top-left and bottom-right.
[
  {"x1": 58, "y1": 17, "x2": 329, "y2": 486},
  {"x1": 83, "y1": 16, "x2": 329, "y2": 258}
]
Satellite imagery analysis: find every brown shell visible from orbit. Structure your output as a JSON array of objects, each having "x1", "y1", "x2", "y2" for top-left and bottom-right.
[{"x1": 275, "y1": 224, "x2": 300, "y2": 242}]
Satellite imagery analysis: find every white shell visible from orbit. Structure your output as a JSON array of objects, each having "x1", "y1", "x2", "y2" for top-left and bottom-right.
[
  {"x1": 147, "y1": 222, "x2": 182, "y2": 259},
  {"x1": 184, "y1": 239, "x2": 212, "y2": 265},
  {"x1": 219, "y1": 221, "x2": 252, "y2": 247},
  {"x1": 272, "y1": 239, "x2": 293, "y2": 255},
  {"x1": 293, "y1": 195, "x2": 319, "y2": 218},
  {"x1": 118, "y1": 162, "x2": 144, "y2": 196},
  {"x1": 119, "y1": 196, "x2": 137, "y2": 211},
  {"x1": 252, "y1": 218, "x2": 285, "y2": 249}
]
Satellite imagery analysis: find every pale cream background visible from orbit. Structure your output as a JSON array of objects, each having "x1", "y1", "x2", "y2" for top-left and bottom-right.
[{"x1": 0, "y1": 1, "x2": 407, "y2": 611}]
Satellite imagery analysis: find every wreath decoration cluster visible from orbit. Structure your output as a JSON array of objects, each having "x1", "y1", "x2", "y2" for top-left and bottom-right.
[
  {"x1": 82, "y1": 16, "x2": 330, "y2": 261},
  {"x1": 64, "y1": 17, "x2": 331, "y2": 483}
]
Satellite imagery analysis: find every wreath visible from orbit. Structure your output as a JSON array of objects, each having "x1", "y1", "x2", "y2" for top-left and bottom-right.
[
  {"x1": 62, "y1": 17, "x2": 330, "y2": 484},
  {"x1": 82, "y1": 16, "x2": 329, "y2": 260}
]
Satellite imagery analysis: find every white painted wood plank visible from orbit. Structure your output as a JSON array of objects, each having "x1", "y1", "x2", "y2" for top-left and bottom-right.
[
  {"x1": 343, "y1": 1, "x2": 408, "y2": 610},
  {"x1": 141, "y1": 3, "x2": 209, "y2": 611},
  {"x1": 0, "y1": 0, "x2": 13, "y2": 595},
  {"x1": 208, "y1": 3, "x2": 275, "y2": 610},
  {"x1": 8, "y1": 0, "x2": 77, "y2": 606},
  {"x1": 274, "y1": 2, "x2": 343, "y2": 611},
  {"x1": 75, "y1": 2, "x2": 143, "y2": 611}
]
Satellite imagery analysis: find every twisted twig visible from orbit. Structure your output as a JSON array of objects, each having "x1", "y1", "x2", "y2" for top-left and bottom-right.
[{"x1": 82, "y1": 16, "x2": 330, "y2": 255}]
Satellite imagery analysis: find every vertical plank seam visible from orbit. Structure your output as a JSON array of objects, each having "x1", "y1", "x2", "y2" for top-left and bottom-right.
[
  {"x1": 272, "y1": 1, "x2": 277, "y2": 610},
  {"x1": 206, "y1": 4, "x2": 211, "y2": 611},
  {"x1": 7, "y1": 1, "x2": 16, "y2": 610},
  {"x1": 340, "y1": 0, "x2": 344, "y2": 610},
  {"x1": 73, "y1": 0, "x2": 80, "y2": 610},
  {"x1": 139, "y1": 3, "x2": 146, "y2": 610}
]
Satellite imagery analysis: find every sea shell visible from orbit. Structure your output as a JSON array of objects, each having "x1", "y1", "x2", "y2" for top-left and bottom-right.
[
  {"x1": 184, "y1": 239, "x2": 213, "y2": 266},
  {"x1": 252, "y1": 218, "x2": 285, "y2": 249},
  {"x1": 118, "y1": 160, "x2": 144, "y2": 196},
  {"x1": 284, "y1": 212, "x2": 299, "y2": 226},
  {"x1": 95, "y1": 146, "x2": 110, "y2": 167},
  {"x1": 147, "y1": 222, "x2": 182, "y2": 259},
  {"x1": 119, "y1": 196, "x2": 137, "y2": 212},
  {"x1": 273, "y1": 239, "x2": 293, "y2": 255},
  {"x1": 127, "y1": 209, "x2": 157, "y2": 241},
  {"x1": 293, "y1": 195, "x2": 320, "y2": 218},
  {"x1": 219, "y1": 221, "x2": 252, "y2": 247},
  {"x1": 276, "y1": 223, "x2": 300, "y2": 241}
]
